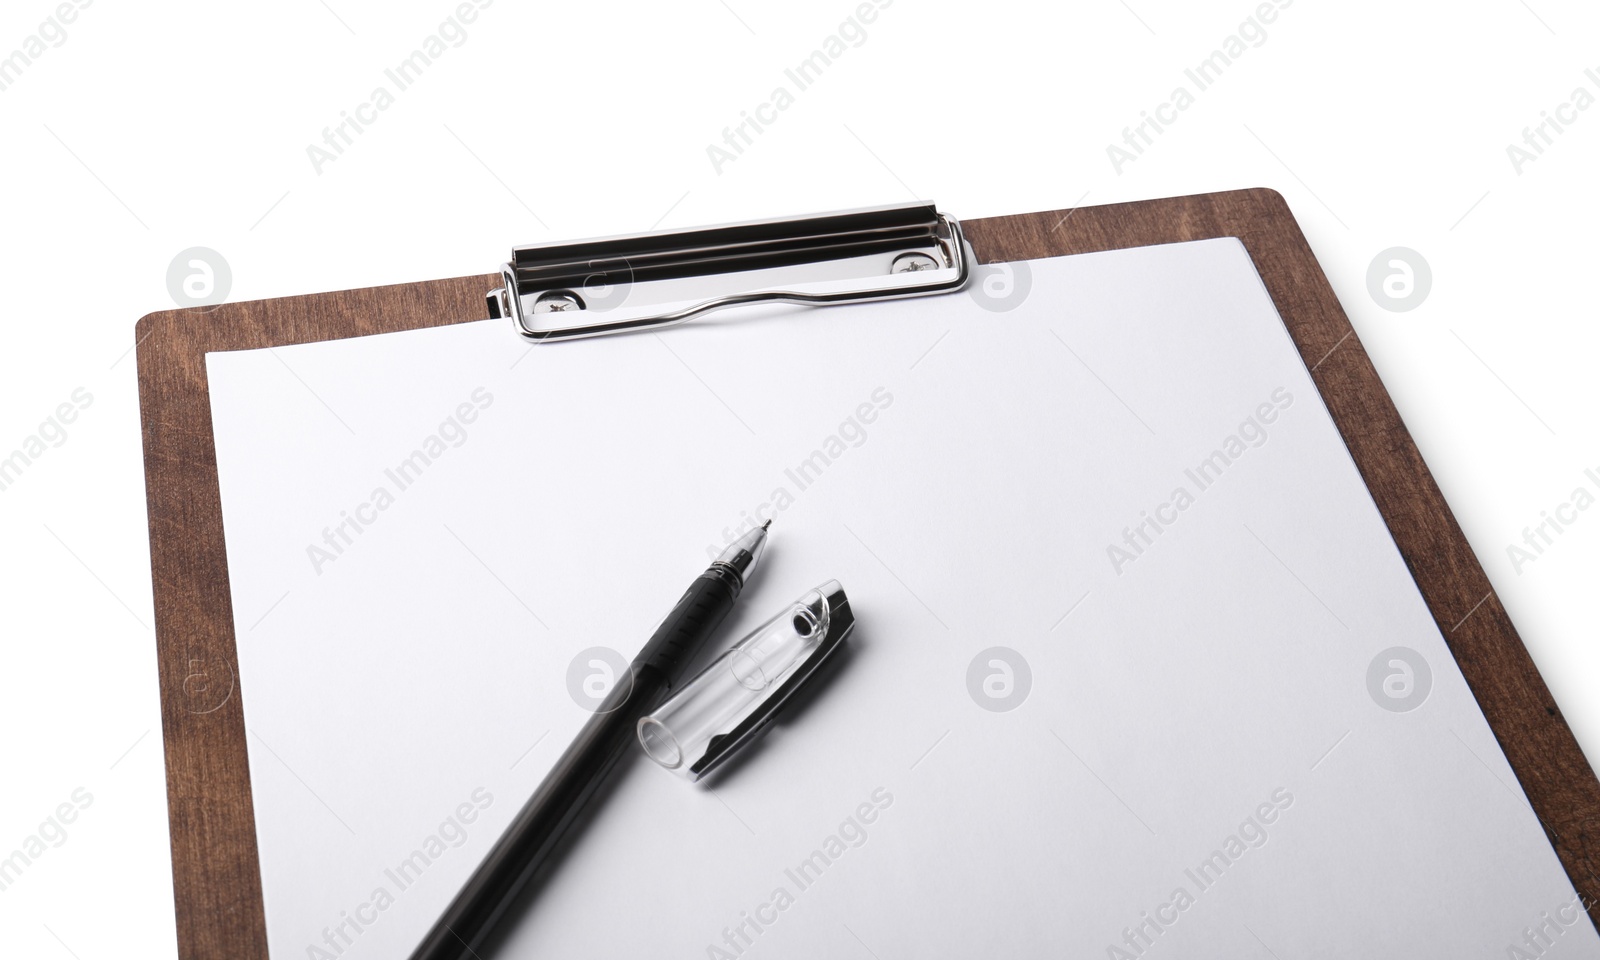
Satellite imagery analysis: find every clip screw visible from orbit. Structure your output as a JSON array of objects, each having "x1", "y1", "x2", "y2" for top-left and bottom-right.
[
  {"x1": 891, "y1": 252, "x2": 940, "y2": 274},
  {"x1": 534, "y1": 291, "x2": 585, "y2": 313}
]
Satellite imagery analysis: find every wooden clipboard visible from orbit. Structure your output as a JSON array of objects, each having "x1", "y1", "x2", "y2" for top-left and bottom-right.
[{"x1": 137, "y1": 189, "x2": 1600, "y2": 958}]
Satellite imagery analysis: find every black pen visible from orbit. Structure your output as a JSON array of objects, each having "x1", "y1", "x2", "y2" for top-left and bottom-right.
[{"x1": 406, "y1": 521, "x2": 771, "y2": 960}]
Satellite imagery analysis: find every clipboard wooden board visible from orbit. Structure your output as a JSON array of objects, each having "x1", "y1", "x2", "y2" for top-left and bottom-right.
[{"x1": 137, "y1": 188, "x2": 1600, "y2": 958}]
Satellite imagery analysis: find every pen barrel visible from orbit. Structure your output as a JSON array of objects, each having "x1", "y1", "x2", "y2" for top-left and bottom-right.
[
  {"x1": 406, "y1": 568, "x2": 742, "y2": 960},
  {"x1": 639, "y1": 566, "x2": 742, "y2": 680}
]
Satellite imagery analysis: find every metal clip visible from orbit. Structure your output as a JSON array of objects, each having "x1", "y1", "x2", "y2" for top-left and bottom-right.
[{"x1": 487, "y1": 202, "x2": 970, "y2": 342}]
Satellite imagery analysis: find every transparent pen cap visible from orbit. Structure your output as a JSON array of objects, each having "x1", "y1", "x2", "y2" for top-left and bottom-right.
[{"x1": 638, "y1": 580, "x2": 852, "y2": 782}]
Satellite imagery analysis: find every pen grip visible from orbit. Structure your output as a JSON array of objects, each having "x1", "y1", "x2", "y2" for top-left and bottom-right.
[{"x1": 638, "y1": 570, "x2": 740, "y2": 681}]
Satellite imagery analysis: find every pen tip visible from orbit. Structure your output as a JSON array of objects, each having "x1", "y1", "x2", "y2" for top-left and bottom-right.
[{"x1": 762, "y1": 520, "x2": 772, "y2": 531}]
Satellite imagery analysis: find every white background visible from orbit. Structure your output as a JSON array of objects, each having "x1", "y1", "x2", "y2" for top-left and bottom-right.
[{"x1": 0, "y1": 1, "x2": 1596, "y2": 957}]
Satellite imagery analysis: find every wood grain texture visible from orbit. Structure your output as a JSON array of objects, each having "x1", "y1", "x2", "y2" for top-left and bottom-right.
[
  {"x1": 137, "y1": 189, "x2": 1600, "y2": 958},
  {"x1": 138, "y1": 278, "x2": 491, "y2": 960}
]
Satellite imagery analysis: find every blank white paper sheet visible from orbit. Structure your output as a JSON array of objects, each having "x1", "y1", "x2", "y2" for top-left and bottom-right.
[{"x1": 206, "y1": 238, "x2": 1598, "y2": 959}]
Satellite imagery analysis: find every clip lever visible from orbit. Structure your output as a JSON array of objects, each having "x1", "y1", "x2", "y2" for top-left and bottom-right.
[{"x1": 488, "y1": 203, "x2": 969, "y2": 342}]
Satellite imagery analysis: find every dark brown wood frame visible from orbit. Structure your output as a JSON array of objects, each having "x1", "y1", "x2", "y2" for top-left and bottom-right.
[{"x1": 137, "y1": 189, "x2": 1600, "y2": 958}]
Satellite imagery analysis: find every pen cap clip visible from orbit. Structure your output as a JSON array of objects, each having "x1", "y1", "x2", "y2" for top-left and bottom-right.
[{"x1": 638, "y1": 581, "x2": 852, "y2": 782}]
